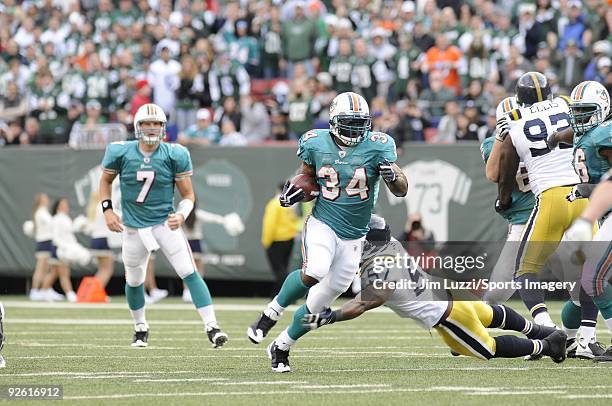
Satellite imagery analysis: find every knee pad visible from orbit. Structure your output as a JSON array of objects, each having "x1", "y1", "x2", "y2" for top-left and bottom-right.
[
  {"x1": 125, "y1": 267, "x2": 146, "y2": 287},
  {"x1": 167, "y1": 251, "x2": 196, "y2": 279},
  {"x1": 305, "y1": 280, "x2": 344, "y2": 313}
]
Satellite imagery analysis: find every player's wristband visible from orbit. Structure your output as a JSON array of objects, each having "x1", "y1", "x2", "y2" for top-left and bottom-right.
[
  {"x1": 176, "y1": 199, "x2": 194, "y2": 219},
  {"x1": 101, "y1": 199, "x2": 113, "y2": 212}
]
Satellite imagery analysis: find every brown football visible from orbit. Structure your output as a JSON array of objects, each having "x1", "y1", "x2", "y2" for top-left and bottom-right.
[{"x1": 290, "y1": 173, "x2": 320, "y2": 202}]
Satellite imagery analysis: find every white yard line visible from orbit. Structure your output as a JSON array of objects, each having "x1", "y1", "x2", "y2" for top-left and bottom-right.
[{"x1": 133, "y1": 378, "x2": 229, "y2": 383}]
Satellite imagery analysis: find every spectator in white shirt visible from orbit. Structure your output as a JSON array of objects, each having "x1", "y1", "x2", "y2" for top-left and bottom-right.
[
  {"x1": 148, "y1": 46, "x2": 181, "y2": 122},
  {"x1": 219, "y1": 120, "x2": 248, "y2": 146}
]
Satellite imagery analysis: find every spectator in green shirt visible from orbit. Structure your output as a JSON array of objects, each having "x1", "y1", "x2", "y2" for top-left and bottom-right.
[{"x1": 281, "y1": 2, "x2": 317, "y2": 79}]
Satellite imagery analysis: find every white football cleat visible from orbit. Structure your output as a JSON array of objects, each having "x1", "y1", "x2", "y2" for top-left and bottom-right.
[{"x1": 576, "y1": 339, "x2": 605, "y2": 360}]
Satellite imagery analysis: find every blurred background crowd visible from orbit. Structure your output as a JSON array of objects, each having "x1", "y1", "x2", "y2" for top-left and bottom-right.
[{"x1": 0, "y1": 0, "x2": 611, "y2": 148}]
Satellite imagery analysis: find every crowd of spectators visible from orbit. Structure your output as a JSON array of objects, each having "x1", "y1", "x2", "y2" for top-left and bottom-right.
[{"x1": 0, "y1": 0, "x2": 611, "y2": 148}]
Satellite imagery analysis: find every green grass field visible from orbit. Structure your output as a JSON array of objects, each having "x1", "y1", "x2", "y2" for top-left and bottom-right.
[{"x1": 1, "y1": 297, "x2": 611, "y2": 405}]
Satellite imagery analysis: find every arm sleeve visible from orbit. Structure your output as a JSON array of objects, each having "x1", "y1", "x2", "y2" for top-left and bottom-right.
[{"x1": 174, "y1": 145, "x2": 193, "y2": 179}]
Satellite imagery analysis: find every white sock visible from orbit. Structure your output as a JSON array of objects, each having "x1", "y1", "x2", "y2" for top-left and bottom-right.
[
  {"x1": 563, "y1": 327, "x2": 578, "y2": 340},
  {"x1": 578, "y1": 325, "x2": 596, "y2": 345},
  {"x1": 605, "y1": 318, "x2": 612, "y2": 333},
  {"x1": 265, "y1": 298, "x2": 285, "y2": 321},
  {"x1": 197, "y1": 305, "x2": 218, "y2": 330},
  {"x1": 275, "y1": 329, "x2": 296, "y2": 351},
  {"x1": 534, "y1": 311, "x2": 555, "y2": 327},
  {"x1": 130, "y1": 308, "x2": 147, "y2": 329}
]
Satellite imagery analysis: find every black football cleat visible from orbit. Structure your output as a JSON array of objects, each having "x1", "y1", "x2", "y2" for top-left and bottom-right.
[
  {"x1": 267, "y1": 341, "x2": 291, "y2": 373},
  {"x1": 566, "y1": 338, "x2": 577, "y2": 358},
  {"x1": 542, "y1": 330, "x2": 567, "y2": 363},
  {"x1": 593, "y1": 343, "x2": 612, "y2": 363},
  {"x1": 207, "y1": 327, "x2": 228, "y2": 348},
  {"x1": 131, "y1": 324, "x2": 149, "y2": 348},
  {"x1": 247, "y1": 312, "x2": 277, "y2": 344}
]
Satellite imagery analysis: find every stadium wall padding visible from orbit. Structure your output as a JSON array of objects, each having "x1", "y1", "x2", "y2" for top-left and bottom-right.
[{"x1": 0, "y1": 143, "x2": 507, "y2": 279}]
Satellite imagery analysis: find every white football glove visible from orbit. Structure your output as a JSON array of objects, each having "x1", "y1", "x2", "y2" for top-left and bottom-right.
[
  {"x1": 378, "y1": 160, "x2": 397, "y2": 183},
  {"x1": 495, "y1": 117, "x2": 509, "y2": 142}
]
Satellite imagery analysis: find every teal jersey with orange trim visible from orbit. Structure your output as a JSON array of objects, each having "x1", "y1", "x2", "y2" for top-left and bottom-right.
[
  {"x1": 480, "y1": 137, "x2": 534, "y2": 225},
  {"x1": 297, "y1": 129, "x2": 397, "y2": 240},
  {"x1": 573, "y1": 119, "x2": 612, "y2": 184},
  {"x1": 101, "y1": 140, "x2": 193, "y2": 228}
]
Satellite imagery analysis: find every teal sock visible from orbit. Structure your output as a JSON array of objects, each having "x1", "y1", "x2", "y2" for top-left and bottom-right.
[
  {"x1": 125, "y1": 283, "x2": 145, "y2": 310},
  {"x1": 593, "y1": 285, "x2": 612, "y2": 319},
  {"x1": 277, "y1": 269, "x2": 309, "y2": 308},
  {"x1": 183, "y1": 272, "x2": 213, "y2": 308},
  {"x1": 287, "y1": 304, "x2": 310, "y2": 341},
  {"x1": 561, "y1": 300, "x2": 581, "y2": 330}
]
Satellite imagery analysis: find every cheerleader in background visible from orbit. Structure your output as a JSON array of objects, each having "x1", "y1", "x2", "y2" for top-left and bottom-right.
[
  {"x1": 87, "y1": 190, "x2": 114, "y2": 288},
  {"x1": 182, "y1": 201, "x2": 246, "y2": 302},
  {"x1": 51, "y1": 197, "x2": 90, "y2": 302},
  {"x1": 24, "y1": 193, "x2": 62, "y2": 301}
]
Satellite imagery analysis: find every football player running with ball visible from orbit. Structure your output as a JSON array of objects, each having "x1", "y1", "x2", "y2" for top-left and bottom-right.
[
  {"x1": 99, "y1": 103, "x2": 228, "y2": 348},
  {"x1": 251, "y1": 92, "x2": 408, "y2": 372}
]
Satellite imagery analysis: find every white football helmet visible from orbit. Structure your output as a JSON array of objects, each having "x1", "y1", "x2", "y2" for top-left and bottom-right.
[
  {"x1": 134, "y1": 103, "x2": 167, "y2": 145},
  {"x1": 495, "y1": 96, "x2": 518, "y2": 120},
  {"x1": 569, "y1": 81, "x2": 610, "y2": 134},
  {"x1": 329, "y1": 92, "x2": 371, "y2": 147}
]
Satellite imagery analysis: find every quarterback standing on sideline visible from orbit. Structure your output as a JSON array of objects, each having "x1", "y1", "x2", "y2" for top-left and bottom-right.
[
  {"x1": 99, "y1": 103, "x2": 228, "y2": 348},
  {"x1": 251, "y1": 91, "x2": 408, "y2": 372}
]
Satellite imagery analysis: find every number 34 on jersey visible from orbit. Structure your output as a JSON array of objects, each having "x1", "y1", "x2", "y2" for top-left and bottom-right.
[{"x1": 297, "y1": 129, "x2": 397, "y2": 240}]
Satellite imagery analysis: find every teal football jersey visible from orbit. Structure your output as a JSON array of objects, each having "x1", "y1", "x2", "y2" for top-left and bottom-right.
[
  {"x1": 480, "y1": 137, "x2": 534, "y2": 225},
  {"x1": 297, "y1": 129, "x2": 397, "y2": 240},
  {"x1": 101, "y1": 141, "x2": 193, "y2": 228},
  {"x1": 573, "y1": 119, "x2": 612, "y2": 184}
]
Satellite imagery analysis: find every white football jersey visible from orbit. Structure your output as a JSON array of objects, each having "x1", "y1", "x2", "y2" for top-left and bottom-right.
[
  {"x1": 507, "y1": 97, "x2": 580, "y2": 196},
  {"x1": 361, "y1": 239, "x2": 448, "y2": 329}
]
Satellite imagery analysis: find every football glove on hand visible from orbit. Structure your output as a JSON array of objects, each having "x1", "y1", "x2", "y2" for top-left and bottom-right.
[
  {"x1": 566, "y1": 185, "x2": 584, "y2": 202},
  {"x1": 301, "y1": 308, "x2": 337, "y2": 330},
  {"x1": 546, "y1": 131, "x2": 559, "y2": 150},
  {"x1": 495, "y1": 117, "x2": 509, "y2": 142},
  {"x1": 378, "y1": 160, "x2": 397, "y2": 183},
  {"x1": 279, "y1": 180, "x2": 305, "y2": 207}
]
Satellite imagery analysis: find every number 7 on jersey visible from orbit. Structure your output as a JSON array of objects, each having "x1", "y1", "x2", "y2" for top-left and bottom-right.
[{"x1": 136, "y1": 170, "x2": 155, "y2": 203}]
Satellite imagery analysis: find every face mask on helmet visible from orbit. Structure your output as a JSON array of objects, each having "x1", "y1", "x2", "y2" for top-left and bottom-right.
[
  {"x1": 570, "y1": 104, "x2": 601, "y2": 134},
  {"x1": 331, "y1": 114, "x2": 371, "y2": 146},
  {"x1": 136, "y1": 121, "x2": 166, "y2": 145}
]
